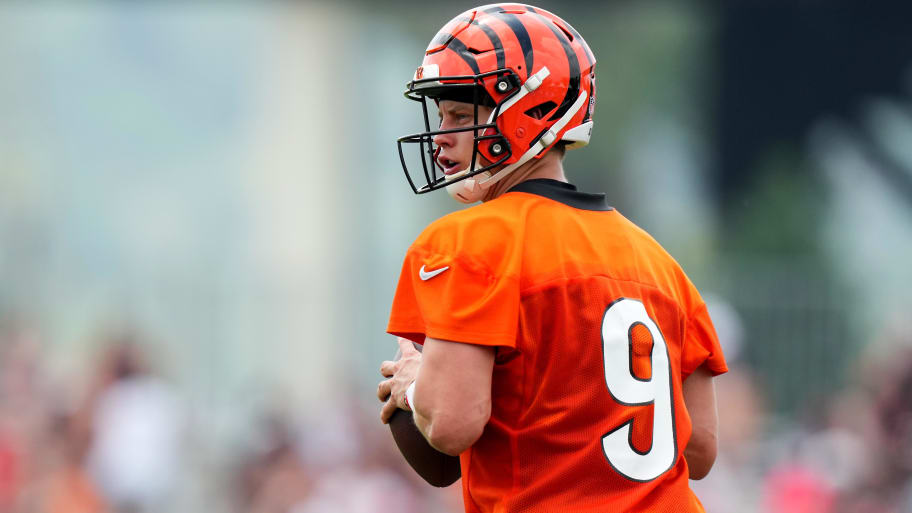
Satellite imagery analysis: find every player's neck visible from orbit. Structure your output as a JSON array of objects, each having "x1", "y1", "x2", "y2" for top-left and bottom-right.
[{"x1": 482, "y1": 151, "x2": 567, "y2": 202}]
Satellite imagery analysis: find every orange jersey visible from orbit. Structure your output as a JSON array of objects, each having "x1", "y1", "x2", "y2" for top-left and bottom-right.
[{"x1": 388, "y1": 179, "x2": 727, "y2": 513}]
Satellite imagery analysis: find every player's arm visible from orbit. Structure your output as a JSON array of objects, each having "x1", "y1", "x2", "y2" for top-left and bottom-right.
[
  {"x1": 411, "y1": 337, "x2": 495, "y2": 456},
  {"x1": 682, "y1": 363, "x2": 718, "y2": 480}
]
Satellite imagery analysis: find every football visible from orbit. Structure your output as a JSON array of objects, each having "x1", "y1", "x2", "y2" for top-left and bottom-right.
[
  {"x1": 388, "y1": 408, "x2": 461, "y2": 487},
  {"x1": 387, "y1": 343, "x2": 461, "y2": 487}
]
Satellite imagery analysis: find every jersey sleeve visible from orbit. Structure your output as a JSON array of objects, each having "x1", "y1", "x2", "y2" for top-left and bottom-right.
[
  {"x1": 680, "y1": 302, "x2": 728, "y2": 379},
  {"x1": 387, "y1": 216, "x2": 520, "y2": 349}
]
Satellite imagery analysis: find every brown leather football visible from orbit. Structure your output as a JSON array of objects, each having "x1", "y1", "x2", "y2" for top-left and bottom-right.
[
  {"x1": 387, "y1": 342, "x2": 460, "y2": 487},
  {"x1": 388, "y1": 408, "x2": 461, "y2": 487}
]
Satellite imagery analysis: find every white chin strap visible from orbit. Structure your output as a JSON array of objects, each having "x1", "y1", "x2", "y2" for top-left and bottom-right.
[{"x1": 446, "y1": 66, "x2": 590, "y2": 204}]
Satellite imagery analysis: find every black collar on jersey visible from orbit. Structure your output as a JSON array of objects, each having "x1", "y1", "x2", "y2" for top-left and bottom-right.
[{"x1": 507, "y1": 179, "x2": 613, "y2": 211}]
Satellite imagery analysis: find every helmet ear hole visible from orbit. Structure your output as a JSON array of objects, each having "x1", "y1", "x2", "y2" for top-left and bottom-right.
[{"x1": 524, "y1": 101, "x2": 558, "y2": 120}]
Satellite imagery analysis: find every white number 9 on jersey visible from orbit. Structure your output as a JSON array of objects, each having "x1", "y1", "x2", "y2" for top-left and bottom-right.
[{"x1": 601, "y1": 298, "x2": 677, "y2": 482}]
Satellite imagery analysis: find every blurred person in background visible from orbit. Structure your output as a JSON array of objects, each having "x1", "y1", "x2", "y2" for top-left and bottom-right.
[
  {"x1": 30, "y1": 412, "x2": 108, "y2": 513},
  {"x1": 291, "y1": 399, "x2": 431, "y2": 513},
  {"x1": 753, "y1": 326, "x2": 912, "y2": 513},
  {"x1": 833, "y1": 331, "x2": 912, "y2": 513},
  {"x1": 234, "y1": 412, "x2": 312, "y2": 513},
  {"x1": 0, "y1": 437, "x2": 13, "y2": 513},
  {"x1": 232, "y1": 396, "x2": 444, "y2": 513},
  {"x1": 84, "y1": 339, "x2": 184, "y2": 513},
  {"x1": 873, "y1": 345, "x2": 912, "y2": 508},
  {"x1": 378, "y1": 4, "x2": 727, "y2": 512},
  {"x1": 690, "y1": 297, "x2": 768, "y2": 513},
  {"x1": 0, "y1": 320, "x2": 57, "y2": 513}
]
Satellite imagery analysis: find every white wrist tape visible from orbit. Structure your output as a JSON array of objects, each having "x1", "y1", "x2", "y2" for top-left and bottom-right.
[{"x1": 405, "y1": 381, "x2": 416, "y2": 411}]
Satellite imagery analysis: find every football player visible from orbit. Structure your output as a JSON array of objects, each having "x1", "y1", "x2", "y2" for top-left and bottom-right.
[{"x1": 377, "y1": 4, "x2": 727, "y2": 512}]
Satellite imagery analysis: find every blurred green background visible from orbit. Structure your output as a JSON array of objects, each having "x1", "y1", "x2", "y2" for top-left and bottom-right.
[{"x1": 1, "y1": 2, "x2": 910, "y2": 512}]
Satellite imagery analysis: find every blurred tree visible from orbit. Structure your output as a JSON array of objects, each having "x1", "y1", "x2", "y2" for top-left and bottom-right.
[{"x1": 716, "y1": 0, "x2": 912, "y2": 209}]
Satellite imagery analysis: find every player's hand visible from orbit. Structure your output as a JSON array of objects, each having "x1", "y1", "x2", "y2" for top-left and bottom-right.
[{"x1": 378, "y1": 337, "x2": 422, "y2": 424}]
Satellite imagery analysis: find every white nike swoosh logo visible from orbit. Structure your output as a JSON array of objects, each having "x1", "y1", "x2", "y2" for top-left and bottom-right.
[{"x1": 419, "y1": 265, "x2": 450, "y2": 281}]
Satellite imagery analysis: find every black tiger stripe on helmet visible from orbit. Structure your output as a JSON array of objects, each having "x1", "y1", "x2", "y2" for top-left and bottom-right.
[
  {"x1": 444, "y1": 36, "x2": 481, "y2": 75},
  {"x1": 483, "y1": 6, "x2": 534, "y2": 79},
  {"x1": 445, "y1": 15, "x2": 508, "y2": 71}
]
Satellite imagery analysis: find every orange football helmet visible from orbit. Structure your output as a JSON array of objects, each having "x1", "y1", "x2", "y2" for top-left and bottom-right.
[{"x1": 397, "y1": 3, "x2": 597, "y2": 201}]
